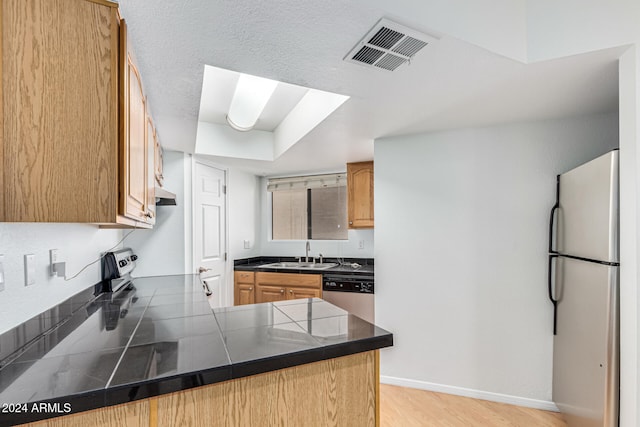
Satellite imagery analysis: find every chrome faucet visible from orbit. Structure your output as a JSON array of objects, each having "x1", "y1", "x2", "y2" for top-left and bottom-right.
[{"x1": 305, "y1": 241, "x2": 310, "y2": 262}]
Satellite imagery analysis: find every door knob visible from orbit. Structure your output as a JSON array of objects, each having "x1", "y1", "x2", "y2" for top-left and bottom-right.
[{"x1": 198, "y1": 267, "x2": 211, "y2": 274}]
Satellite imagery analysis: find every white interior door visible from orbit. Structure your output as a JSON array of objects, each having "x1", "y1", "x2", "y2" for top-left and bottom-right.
[{"x1": 193, "y1": 161, "x2": 226, "y2": 308}]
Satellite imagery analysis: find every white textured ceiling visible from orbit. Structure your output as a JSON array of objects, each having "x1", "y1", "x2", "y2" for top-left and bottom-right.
[{"x1": 117, "y1": 0, "x2": 621, "y2": 175}]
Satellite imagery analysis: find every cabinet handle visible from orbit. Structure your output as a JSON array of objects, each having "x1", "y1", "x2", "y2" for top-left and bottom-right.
[
  {"x1": 349, "y1": 221, "x2": 353, "y2": 225},
  {"x1": 249, "y1": 287, "x2": 253, "y2": 291},
  {"x1": 289, "y1": 290, "x2": 293, "y2": 294},
  {"x1": 280, "y1": 289, "x2": 284, "y2": 293}
]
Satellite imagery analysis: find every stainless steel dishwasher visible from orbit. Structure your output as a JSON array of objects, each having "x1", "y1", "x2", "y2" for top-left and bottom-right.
[{"x1": 322, "y1": 274, "x2": 374, "y2": 323}]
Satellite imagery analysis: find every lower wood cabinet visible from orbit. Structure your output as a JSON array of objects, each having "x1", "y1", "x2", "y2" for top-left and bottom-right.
[
  {"x1": 234, "y1": 271, "x2": 255, "y2": 305},
  {"x1": 255, "y1": 272, "x2": 322, "y2": 303},
  {"x1": 256, "y1": 284, "x2": 287, "y2": 303},
  {"x1": 234, "y1": 271, "x2": 322, "y2": 305},
  {"x1": 288, "y1": 286, "x2": 322, "y2": 300}
]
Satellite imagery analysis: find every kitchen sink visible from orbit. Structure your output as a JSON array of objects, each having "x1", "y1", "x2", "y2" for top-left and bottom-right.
[{"x1": 260, "y1": 261, "x2": 339, "y2": 270}]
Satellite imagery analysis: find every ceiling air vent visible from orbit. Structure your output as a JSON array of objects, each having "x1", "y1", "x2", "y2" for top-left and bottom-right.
[{"x1": 345, "y1": 18, "x2": 438, "y2": 71}]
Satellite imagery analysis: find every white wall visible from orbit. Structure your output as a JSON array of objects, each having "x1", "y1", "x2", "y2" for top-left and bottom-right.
[
  {"x1": 0, "y1": 224, "x2": 122, "y2": 334},
  {"x1": 228, "y1": 169, "x2": 262, "y2": 260},
  {"x1": 374, "y1": 112, "x2": 618, "y2": 407},
  {"x1": 257, "y1": 176, "x2": 375, "y2": 259},
  {"x1": 525, "y1": 0, "x2": 640, "y2": 62},
  {"x1": 195, "y1": 121, "x2": 273, "y2": 161},
  {"x1": 128, "y1": 151, "x2": 192, "y2": 277},
  {"x1": 618, "y1": 46, "x2": 640, "y2": 427}
]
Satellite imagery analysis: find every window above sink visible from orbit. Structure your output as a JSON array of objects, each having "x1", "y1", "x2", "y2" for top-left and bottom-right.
[{"x1": 268, "y1": 173, "x2": 347, "y2": 241}]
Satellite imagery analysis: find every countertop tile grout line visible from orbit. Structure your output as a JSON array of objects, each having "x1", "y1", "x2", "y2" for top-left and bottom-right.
[
  {"x1": 273, "y1": 305, "x2": 325, "y2": 346},
  {"x1": 210, "y1": 303, "x2": 233, "y2": 365},
  {"x1": 104, "y1": 291, "x2": 155, "y2": 389}
]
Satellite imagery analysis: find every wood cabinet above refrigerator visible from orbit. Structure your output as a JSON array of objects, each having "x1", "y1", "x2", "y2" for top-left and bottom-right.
[
  {"x1": 347, "y1": 161, "x2": 374, "y2": 228},
  {"x1": 0, "y1": 0, "x2": 155, "y2": 228}
]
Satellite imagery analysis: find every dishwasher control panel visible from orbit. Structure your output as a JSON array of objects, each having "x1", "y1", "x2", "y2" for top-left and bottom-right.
[{"x1": 322, "y1": 275, "x2": 374, "y2": 294}]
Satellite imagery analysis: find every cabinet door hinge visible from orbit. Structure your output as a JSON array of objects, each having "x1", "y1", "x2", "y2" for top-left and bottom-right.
[
  {"x1": 223, "y1": 185, "x2": 227, "y2": 195},
  {"x1": 224, "y1": 252, "x2": 228, "y2": 261}
]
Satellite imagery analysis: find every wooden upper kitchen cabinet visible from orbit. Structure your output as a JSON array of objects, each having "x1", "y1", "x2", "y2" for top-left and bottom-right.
[
  {"x1": 0, "y1": 0, "x2": 155, "y2": 227},
  {"x1": 120, "y1": 21, "x2": 148, "y2": 224},
  {"x1": 254, "y1": 272, "x2": 322, "y2": 304},
  {"x1": 347, "y1": 161, "x2": 374, "y2": 228},
  {"x1": 118, "y1": 18, "x2": 155, "y2": 226},
  {"x1": 1, "y1": 0, "x2": 119, "y2": 222},
  {"x1": 234, "y1": 271, "x2": 255, "y2": 306},
  {"x1": 155, "y1": 132, "x2": 164, "y2": 187},
  {"x1": 145, "y1": 116, "x2": 157, "y2": 225}
]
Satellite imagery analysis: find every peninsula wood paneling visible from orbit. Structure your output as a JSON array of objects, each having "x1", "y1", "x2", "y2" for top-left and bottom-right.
[
  {"x1": 22, "y1": 399, "x2": 150, "y2": 427},
  {"x1": 155, "y1": 351, "x2": 378, "y2": 427},
  {"x1": 2, "y1": 0, "x2": 119, "y2": 222}
]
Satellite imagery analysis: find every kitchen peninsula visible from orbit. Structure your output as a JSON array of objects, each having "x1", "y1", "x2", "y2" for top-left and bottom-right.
[{"x1": 0, "y1": 275, "x2": 392, "y2": 426}]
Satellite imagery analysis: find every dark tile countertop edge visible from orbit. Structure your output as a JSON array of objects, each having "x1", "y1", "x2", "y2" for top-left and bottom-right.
[
  {"x1": 233, "y1": 256, "x2": 374, "y2": 275},
  {"x1": 0, "y1": 276, "x2": 392, "y2": 425}
]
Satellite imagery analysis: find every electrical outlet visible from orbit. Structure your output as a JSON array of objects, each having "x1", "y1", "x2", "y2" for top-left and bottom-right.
[
  {"x1": 24, "y1": 254, "x2": 35, "y2": 286},
  {"x1": 358, "y1": 240, "x2": 365, "y2": 250},
  {"x1": 243, "y1": 240, "x2": 250, "y2": 249},
  {"x1": 0, "y1": 254, "x2": 5, "y2": 292}
]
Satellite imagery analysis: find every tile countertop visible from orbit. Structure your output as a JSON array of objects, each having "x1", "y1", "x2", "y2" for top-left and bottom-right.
[
  {"x1": 234, "y1": 257, "x2": 374, "y2": 275},
  {"x1": 0, "y1": 274, "x2": 392, "y2": 425}
]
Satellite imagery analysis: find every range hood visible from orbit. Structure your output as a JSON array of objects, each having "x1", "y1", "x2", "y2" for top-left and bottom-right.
[{"x1": 155, "y1": 186, "x2": 177, "y2": 206}]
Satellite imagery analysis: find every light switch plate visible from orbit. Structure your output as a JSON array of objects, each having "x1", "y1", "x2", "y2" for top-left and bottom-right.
[
  {"x1": 24, "y1": 254, "x2": 35, "y2": 286},
  {"x1": 243, "y1": 240, "x2": 250, "y2": 249},
  {"x1": 50, "y1": 249, "x2": 59, "y2": 276},
  {"x1": 0, "y1": 254, "x2": 5, "y2": 292}
]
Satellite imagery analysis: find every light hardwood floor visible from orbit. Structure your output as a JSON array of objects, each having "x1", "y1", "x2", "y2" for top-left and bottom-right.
[{"x1": 380, "y1": 384, "x2": 567, "y2": 427}]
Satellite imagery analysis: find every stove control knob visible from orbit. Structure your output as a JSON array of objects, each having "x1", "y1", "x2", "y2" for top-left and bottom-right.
[
  {"x1": 131, "y1": 255, "x2": 138, "y2": 261},
  {"x1": 119, "y1": 260, "x2": 127, "y2": 267}
]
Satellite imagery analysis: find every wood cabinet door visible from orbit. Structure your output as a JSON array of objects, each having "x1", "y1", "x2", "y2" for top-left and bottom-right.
[
  {"x1": 234, "y1": 271, "x2": 255, "y2": 305},
  {"x1": 287, "y1": 286, "x2": 322, "y2": 300},
  {"x1": 256, "y1": 285, "x2": 286, "y2": 303},
  {"x1": 155, "y1": 134, "x2": 164, "y2": 187},
  {"x1": 235, "y1": 271, "x2": 255, "y2": 284},
  {"x1": 120, "y1": 20, "x2": 148, "y2": 222},
  {"x1": 237, "y1": 284, "x2": 255, "y2": 305},
  {"x1": 145, "y1": 116, "x2": 156, "y2": 224},
  {"x1": 347, "y1": 161, "x2": 374, "y2": 228},
  {"x1": 2, "y1": 0, "x2": 119, "y2": 222}
]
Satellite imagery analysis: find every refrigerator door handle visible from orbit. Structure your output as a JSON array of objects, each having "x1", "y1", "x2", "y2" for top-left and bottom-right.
[
  {"x1": 548, "y1": 175, "x2": 560, "y2": 254},
  {"x1": 548, "y1": 254, "x2": 559, "y2": 335}
]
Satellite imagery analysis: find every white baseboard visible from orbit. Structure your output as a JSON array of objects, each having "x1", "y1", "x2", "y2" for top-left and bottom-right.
[{"x1": 380, "y1": 375, "x2": 559, "y2": 412}]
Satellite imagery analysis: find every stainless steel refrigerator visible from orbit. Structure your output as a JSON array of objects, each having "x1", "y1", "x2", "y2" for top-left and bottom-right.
[{"x1": 548, "y1": 149, "x2": 619, "y2": 427}]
